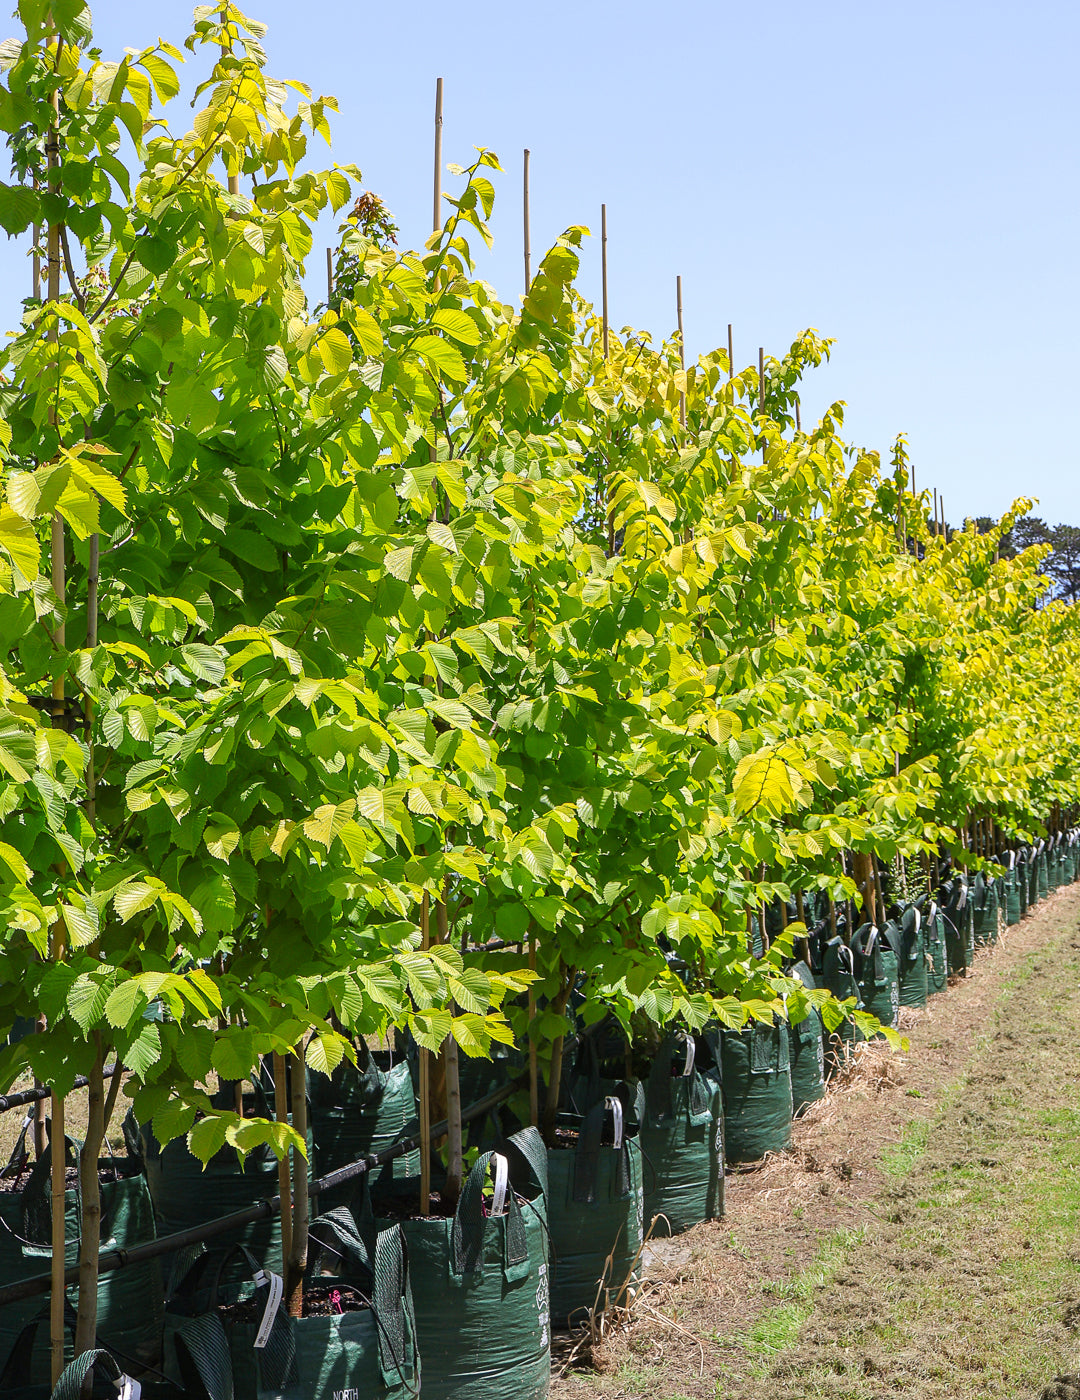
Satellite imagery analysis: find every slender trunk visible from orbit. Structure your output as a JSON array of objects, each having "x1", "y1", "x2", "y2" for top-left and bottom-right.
[
  {"x1": 273, "y1": 1052, "x2": 292, "y2": 1267},
  {"x1": 418, "y1": 893, "x2": 431, "y2": 1214},
  {"x1": 541, "y1": 970, "x2": 574, "y2": 1147},
  {"x1": 439, "y1": 890, "x2": 464, "y2": 1205},
  {"x1": 528, "y1": 930, "x2": 538, "y2": 1127},
  {"x1": 74, "y1": 1037, "x2": 104, "y2": 1358},
  {"x1": 285, "y1": 1048, "x2": 308, "y2": 1317},
  {"x1": 851, "y1": 852, "x2": 875, "y2": 924}
]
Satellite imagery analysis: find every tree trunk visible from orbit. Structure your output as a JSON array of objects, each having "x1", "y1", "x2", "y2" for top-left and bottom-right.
[
  {"x1": 273, "y1": 1052, "x2": 292, "y2": 1267},
  {"x1": 438, "y1": 889, "x2": 464, "y2": 1205},
  {"x1": 541, "y1": 970, "x2": 574, "y2": 1147},
  {"x1": 285, "y1": 1049, "x2": 308, "y2": 1317}
]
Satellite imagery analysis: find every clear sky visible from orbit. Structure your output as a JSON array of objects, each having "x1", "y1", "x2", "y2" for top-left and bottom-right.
[{"x1": 2, "y1": 0, "x2": 1076, "y2": 525}]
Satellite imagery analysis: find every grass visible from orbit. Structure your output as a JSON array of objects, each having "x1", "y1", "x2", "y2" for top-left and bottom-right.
[{"x1": 879, "y1": 1116, "x2": 930, "y2": 1177}]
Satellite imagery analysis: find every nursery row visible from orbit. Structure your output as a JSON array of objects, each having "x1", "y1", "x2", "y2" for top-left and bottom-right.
[
  {"x1": 1, "y1": 834, "x2": 1072, "y2": 1400},
  {"x1": 1, "y1": 3, "x2": 1080, "y2": 1394}
]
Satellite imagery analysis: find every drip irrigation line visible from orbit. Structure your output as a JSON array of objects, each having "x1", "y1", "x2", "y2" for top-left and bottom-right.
[
  {"x1": 0, "y1": 1077, "x2": 519, "y2": 1310},
  {"x1": 0, "y1": 1064, "x2": 121, "y2": 1115}
]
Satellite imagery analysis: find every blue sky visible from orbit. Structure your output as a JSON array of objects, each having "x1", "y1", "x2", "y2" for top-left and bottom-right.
[{"x1": 2, "y1": 0, "x2": 1076, "y2": 525}]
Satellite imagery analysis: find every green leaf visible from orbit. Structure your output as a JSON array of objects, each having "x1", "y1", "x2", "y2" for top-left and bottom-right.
[
  {"x1": 412, "y1": 334, "x2": 467, "y2": 383},
  {"x1": 431, "y1": 308, "x2": 480, "y2": 347},
  {"x1": 318, "y1": 326, "x2": 353, "y2": 376},
  {"x1": 305, "y1": 1031, "x2": 347, "y2": 1076},
  {"x1": 104, "y1": 978, "x2": 147, "y2": 1030},
  {"x1": 0, "y1": 182, "x2": 40, "y2": 236}
]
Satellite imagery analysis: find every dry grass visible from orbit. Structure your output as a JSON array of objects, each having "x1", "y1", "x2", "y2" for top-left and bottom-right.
[{"x1": 553, "y1": 884, "x2": 1080, "y2": 1400}]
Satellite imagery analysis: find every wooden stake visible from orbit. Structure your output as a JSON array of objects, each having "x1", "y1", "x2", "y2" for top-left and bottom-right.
[
  {"x1": 273, "y1": 1051, "x2": 292, "y2": 1267},
  {"x1": 601, "y1": 203, "x2": 609, "y2": 360},
  {"x1": 285, "y1": 1048, "x2": 309, "y2": 1317},
  {"x1": 933, "y1": 487, "x2": 938, "y2": 537},
  {"x1": 438, "y1": 886, "x2": 463, "y2": 1205},
  {"x1": 795, "y1": 399, "x2": 801, "y2": 433},
  {"x1": 220, "y1": 8, "x2": 239, "y2": 196},
  {"x1": 528, "y1": 930, "x2": 538, "y2": 1127},
  {"x1": 45, "y1": 31, "x2": 67, "y2": 1379},
  {"x1": 676, "y1": 275, "x2": 686, "y2": 433},
  {"x1": 326, "y1": 246, "x2": 332, "y2": 302},
  {"x1": 74, "y1": 1035, "x2": 104, "y2": 1356},
  {"x1": 523, "y1": 148, "x2": 531, "y2": 294},
  {"x1": 432, "y1": 77, "x2": 444, "y2": 236},
  {"x1": 727, "y1": 323, "x2": 734, "y2": 381},
  {"x1": 418, "y1": 892, "x2": 431, "y2": 1213},
  {"x1": 758, "y1": 346, "x2": 765, "y2": 417}
]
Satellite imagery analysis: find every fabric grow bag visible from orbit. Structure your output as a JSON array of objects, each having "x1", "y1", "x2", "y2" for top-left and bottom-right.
[
  {"x1": 4, "y1": 1344, "x2": 142, "y2": 1400},
  {"x1": 851, "y1": 922, "x2": 900, "y2": 1031},
  {"x1": 139, "y1": 1084, "x2": 313, "y2": 1275},
  {"x1": 1004, "y1": 853, "x2": 1022, "y2": 926},
  {"x1": 820, "y1": 936, "x2": 863, "y2": 1066},
  {"x1": 941, "y1": 878, "x2": 971, "y2": 975},
  {"x1": 546, "y1": 1095, "x2": 643, "y2": 1327},
  {"x1": 309, "y1": 1050, "x2": 417, "y2": 1212},
  {"x1": 1038, "y1": 848, "x2": 1049, "y2": 901},
  {"x1": 717, "y1": 1020, "x2": 792, "y2": 1164},
  {"x1": 925, "y1": 904, "x2": 948, "y2": 994},
  {"x1": 638, "y1": 1039, "x2": 722, "y2": 1238},
  {"x1": 788, "y1": 961, "x2": 826, "y2": 1117},
  {"x1": 163, "y1": 1210, "x2": 418, "y2": 1400},
  {"x1": 402, "y1": 1127, "x2": 549, "y2": 1400},
  {"x1": 0, "y1": 1129, "x2": 163, "y2": 1386},
  {"x1": 897, "y1": 905, "x2": 928, "y2": 1009},
  {"x1": 972, "y1": 874, "x2": 998, "y2": 947}
]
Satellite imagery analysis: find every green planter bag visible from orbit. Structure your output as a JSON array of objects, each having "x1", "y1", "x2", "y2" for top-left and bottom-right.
[
  {"x1": 139, "y1": 1083, "x2": 312, "y2": 1275},
  {"x1": 788, "y1": 961, "x2": 826, "y2": 1117},
  {"x1": 925, "y1": 904, "x2": 948, "y2": 994},
  {"x1": 639, "y1": 1036, "x2": 723, "y2": 1236},
  {"x1": 163, "y1": 1208, "x2": 417, "y2": 1400},
  {"x1": 1004, "y1": 853, "x2": 1022, "y2": 926},
  {"x1": 717, "y1": 1021, "x2": 792, "y2": 1164},
  {"x1": 547, "y1": 1094, "x2": 643, "y2": 1327},
  {"x1": 851, "y1": 922, "x2": 900, "y2": 1031},
  {"x1": 402, "y1": 1127, "x2": 549, "y2": 1400},
  {"x1": 820, "y1": 936, "x2": 864, "y2": 1069},
  {"x1": 1038, "y1": 847, "x2": 1049, "y2": 901},
  {"x1": 5, "y1": 1344, "x2": 143, "y2": 1400},
  {"x1": 897, "y1": 905, "x2": 928, "y2": 1008},
  {"x1": 941, "y1": 878, "x2": 971, "y2": 975},
  {"x1": 0, "y1": 1127, "x2": 163, "y2": 1386},
  {"x1": 309, "y1": 1049, "x2": 417, "y2": 1212},
  {"x1": 972, "y1": 873, "x2": 998, "y2": 947}
]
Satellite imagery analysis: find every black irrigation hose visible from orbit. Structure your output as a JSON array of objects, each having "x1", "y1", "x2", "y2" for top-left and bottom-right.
[
  {"x1": 0, "y1": 1064, "x2": 122, "y2": 1115},
  {"x1": 0, "y1": 1076, "x2": 520, "y2": 1310}
]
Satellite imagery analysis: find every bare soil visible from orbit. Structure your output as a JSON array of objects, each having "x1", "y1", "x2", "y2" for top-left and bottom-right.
[{"x1": 553, "y1": 884, "x2": 1080, "y2": 1400}]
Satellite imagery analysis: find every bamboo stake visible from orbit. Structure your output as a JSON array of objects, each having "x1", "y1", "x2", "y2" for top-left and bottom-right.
[
  {"x1": 758, "y1": 346, "x2": 765, "y2": 418},
  {"x1": 74, "y1": 1036, "x2": 104, "y2": 1356},
  {"x1": 326, "y1": 246, "x2": 332, "y2": 302},
  {"x1": 676, "y1": 275, "x2": 686, "y2": 433},
  {"x1": 523, "y1": 148, "x2": 531, "y2": 294},
  {"x1": 45, "y1": 27, "x2": 67, "y2": 1379},
  {"x1": 432, "y1": 77, "x2": 443, "y2": 235},
  {"x1": 795, "y1": 399, "x2": 801, "y2": 433},
  {"x1": 273, "y1": 1051, "x2": 292, "y2": 1267},
  {"x1": 727, "y1": 323, "x2": 734, "y2": 381},
  {"x1": 439, "y1": 886, "x2": 463, "y2": 1205},
  {"x1": 31, "y1": 192, "x2": 45, "y2": 1162},
  {"x1": 933, "y1": 487, "x2": 938, "y2": 537},
  {"x1": 528, "y1": 931, "x2": 538, "y2": 1127},
  {"x1": 601, "y1": 203, "x2": 609, "y2": 360},
  {"x1": 418, "y1": 892, "x2": 431, "y2": 1213},
  {"x1": 285, "y1": 1049, "x2": 308, "y2": 1317},
  {"x1": 220, "y1": 8, "x2": 239, "y2": 197}
]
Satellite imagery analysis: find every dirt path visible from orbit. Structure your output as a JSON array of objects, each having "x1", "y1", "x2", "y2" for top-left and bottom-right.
[{"x1": 554, "y1": 884, "x2": 1080, "y2": 1400}]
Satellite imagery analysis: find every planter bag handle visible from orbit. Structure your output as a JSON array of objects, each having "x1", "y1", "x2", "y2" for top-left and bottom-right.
[
  {"x1": 0, "y1": 1300, "x2": 78, "y2": 1392},
  {"x1": 373, "y1": 1224, "x2": 417, "y2": 1390},
  {"x1": 20, "y1": 1131, "x2": 83, "y2": 1251},
  {"x1": 169, "y1": 1312, "x2": 234, "y2": 1400},
  {"x1": 52, "y1": 1349, "x2": 136, "y2": 1400},
  {"x1": 573, "y1": 1095, "x2": 631, "y2": 1204},
  {"x1": 1, "y1": 1110, "x2": 32, "y2": 1179},
  {"x1": 450, "y1": 1150, "x2": 531, "y2": 1284},
  {"x1": 501, "y1": 1124, "x2": 549, "y2": 1202}
]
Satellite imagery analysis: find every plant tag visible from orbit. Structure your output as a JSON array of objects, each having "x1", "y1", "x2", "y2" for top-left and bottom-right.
[
  {"x1": 864, "y1": 926, "x2": 878, "y2": 957},
  {"x1": 928, "y1": 901, "x2": 938, "y2": 924},
  {"x1": 682, "y1": 1036, "x2": 696, "y2": 1077},
  {"x1": 957, "y1": 884, "x2": 967, "y2": 912},
  {"x1": 605, "y1": 1095, "x2": 624, "y2": 1150},
  {"x1": 115, "y1": 1377, "x2": 141, "y2": 1400},
  {"x1": 913, "y1": 909, "x2": 921, "y2": 934},
  {"x1": 252, "y1": 1270, "x2": 283, "y2": 1349},
  {"x1": 1008, "y1": 850, "x2": 1015, "y2": 870},
  {"x1": 489, "y1": 1153, "x2": 509, "y2": 1217}
]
